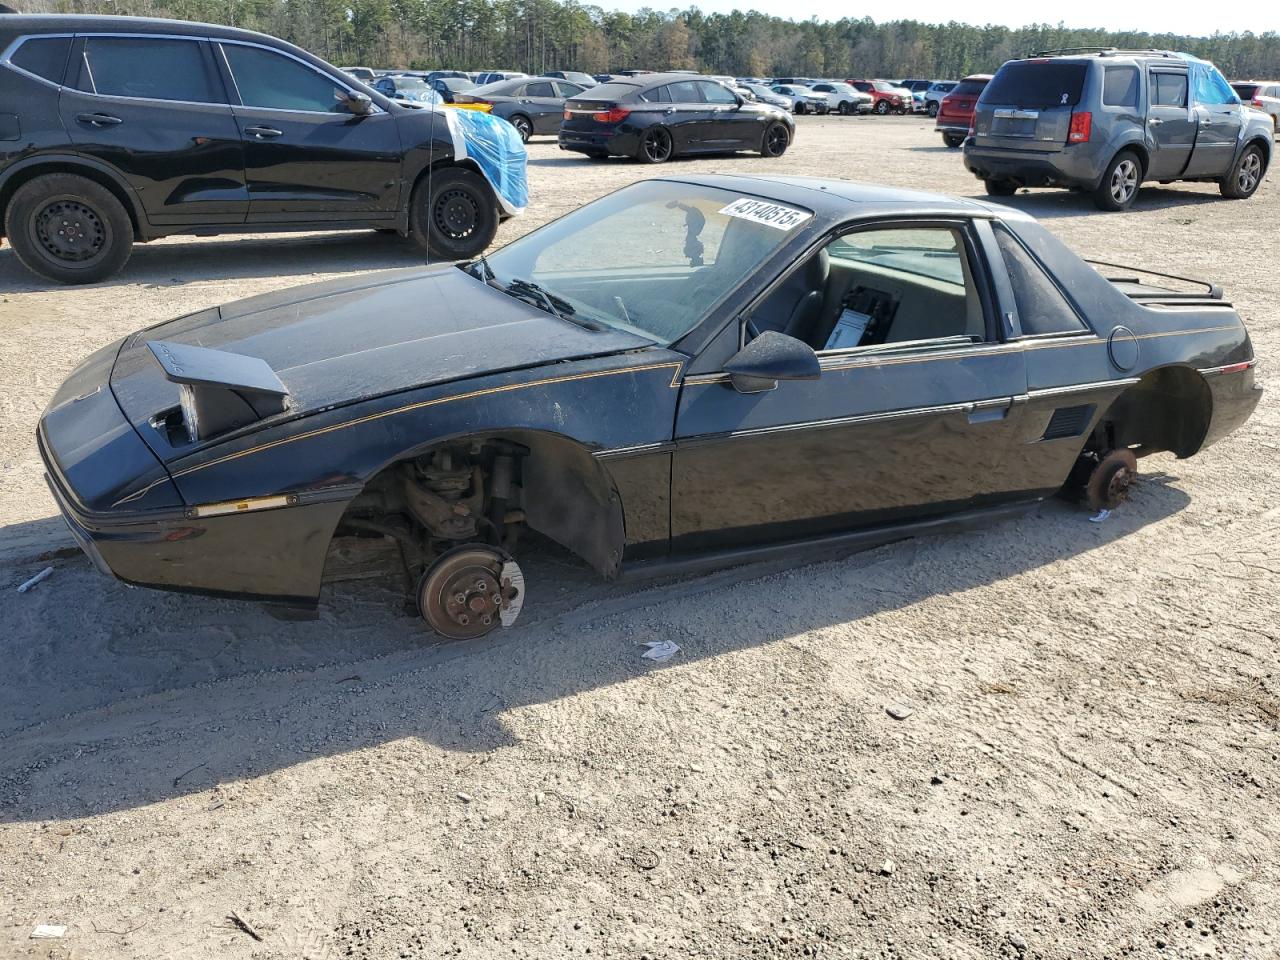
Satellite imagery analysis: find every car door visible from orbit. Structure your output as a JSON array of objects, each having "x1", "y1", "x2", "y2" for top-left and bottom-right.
[
  {"x1": 695, "y1": 79, "x2": 754, "y2": 148},
  {"x1": 1184, "y1": 66, "x2": 1246, "y2": 179},
  {"x1": 670, "y1": 222, "x2": 1030, "y2": 553},
  {"x1": 58, "y1": 34, "x2": 247, "y2": 224},
  {"x1": 513, "y1": 79, "x2": 562, "y2": 134},
  {"x1": 662, "y1": 80, "x2": 713, "y2": 151},
  {"x1": 216, "y1": 41, "x2": 402, "y2": 221},
  {"x1": 1145, "y1": 68, "x2": 1196, "y2": 180}
]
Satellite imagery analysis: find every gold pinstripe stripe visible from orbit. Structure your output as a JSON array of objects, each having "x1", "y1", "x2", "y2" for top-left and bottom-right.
[{"x1": 170, "y1": 360, "x2": 685, "y2": 480}]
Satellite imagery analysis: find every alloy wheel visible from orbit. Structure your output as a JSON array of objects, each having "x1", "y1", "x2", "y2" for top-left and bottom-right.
[
  {"x1": 642, "y1": 128, "x2": 673, "y2": 163},
  {"x1": 765, "y1": 124, "x2": 789, "y2": 156},
  {"x1": 1237, "y1": 151, "x2": 1262, "y2": 193},
  {"x1": 1110, "y1": 158, "x2": 1138, "y2": 205},
  {"x1": 512, "y1": 116, "x2": 532, "y2": 141}
]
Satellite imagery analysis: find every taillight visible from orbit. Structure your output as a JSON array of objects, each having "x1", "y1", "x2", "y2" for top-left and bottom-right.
[
  {"x1": 563, "y1": 109, "x2": 572, "y2": 119},
  {"x1": 1068, "y1": 111, "x2": 1092, "y2": 143},
  {"x1": 1253, "y1": 97, "x2": 1265, "y2": 109},
  {"x1": 592, "y1": 107, "x2": 630, "y2": 124}
]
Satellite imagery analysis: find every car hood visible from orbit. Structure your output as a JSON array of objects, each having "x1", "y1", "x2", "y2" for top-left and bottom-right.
[{"x1": 111, "y1": 264, "x2": 652, "y2": 461}]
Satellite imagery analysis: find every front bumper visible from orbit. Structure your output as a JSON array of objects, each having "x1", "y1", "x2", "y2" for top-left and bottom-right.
[{"x1": 962, "y1": 142, "x2": 1103, "y2": 189}]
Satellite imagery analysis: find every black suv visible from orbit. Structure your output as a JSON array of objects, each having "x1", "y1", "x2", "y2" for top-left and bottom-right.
[{"x1": 0, "y1": 15, "x2": 509, "y2": 283}]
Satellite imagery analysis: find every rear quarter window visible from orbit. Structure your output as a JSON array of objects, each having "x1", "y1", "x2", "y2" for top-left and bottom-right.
[
  {"x1": 1102, "y1": 66, "x2": 1139, "y2": 107},
  {"x1": 982, "y1": 61, "x2": 1087, "y2": 106},
  {"x1": 1151, "y1": 72, "x2": 1187, "y2": 107},
  {"x1": 9, "y1": 36, "x2": 72, "y2": 84},
  {"x1": 994, "y1": 225, "x2": 1086, "y2": 337}
]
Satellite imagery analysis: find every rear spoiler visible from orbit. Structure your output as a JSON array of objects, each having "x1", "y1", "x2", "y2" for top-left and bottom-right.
[
  {"x1": 1085, "y1": 258, "x2": 1225, "y2": 302},
  {"x1": 147, "y1": 340, "x2": 289, "y2": 440}
]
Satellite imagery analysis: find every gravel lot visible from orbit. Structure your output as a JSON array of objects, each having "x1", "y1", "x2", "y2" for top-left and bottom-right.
[{"x1": 2, "y1": 116, "x2": 1278, "y2": 960}]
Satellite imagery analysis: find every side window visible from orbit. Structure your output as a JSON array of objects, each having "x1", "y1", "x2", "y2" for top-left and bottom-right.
[
  {"x1": 524, "y1": 80, "x2": 555, "y2": 97},
  {"x1": 752, "y1": 226, "x2": 986, "y2": 351},
  {"x1": 813, "y1": 84, "x2": 831, "y2": 93},
  {"x1": 993, "y1": 225, "x2": 1086, "y2": 337},
  {"x1": 555, "y1": 81, "x2": 585, "y2": 97},
  {"x1": 667, "y1": 80, "x2": 702, "y2": 103},
  {"x1": 223, "y1": 44, "x2": 346, "y2": 112},
  {"x1": 699, "y1": 80, "x2": 736, "y2": 104},
  {"x1": 9, "y1": 36, "x2": 72, "y2": 84},
  {"x1": 78, "y1": 37, "x2": 221, "y2": 104},
  {"x1": 1151, "y1": 71, "x2": 1187, "y2": 108},
  {"x1": 639, "y1": 85, "x2": 670, "y2": 103},
  {"x1": 1102, "y1": 66, "x2": 1138, "y2": 108}
]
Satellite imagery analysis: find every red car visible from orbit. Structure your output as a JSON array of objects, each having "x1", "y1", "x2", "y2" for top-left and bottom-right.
[
  {"x1": 936, "y1": 74, "x2": 992, "y2": 147},
  {"x1": 846, "y1": 79, "x2": 910, "y2": 115}
]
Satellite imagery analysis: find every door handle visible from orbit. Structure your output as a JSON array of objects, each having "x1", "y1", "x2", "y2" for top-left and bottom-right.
[
  {"x1": 965, "y1": 400, "x2": 1011, "y2": 424},
  {"x1": 76, "y1": 113, "x2": 122, "y2": 127},
  {"x1": 1148, "y1": 117, "x2": 1163, "y2": 125},
  {"x1": 244, "y1": 125, "x2": 283, "y2": 139}
]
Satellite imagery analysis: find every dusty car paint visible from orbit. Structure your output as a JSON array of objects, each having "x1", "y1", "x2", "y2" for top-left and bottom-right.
[{"x1": 38, "y1": 175, "x2": 1262, "y2": 614}]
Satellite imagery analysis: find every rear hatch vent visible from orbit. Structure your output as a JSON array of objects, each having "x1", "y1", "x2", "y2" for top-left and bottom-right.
[{"x1": 1042, "y1": 404, "x2": 1095, "y2": 440}]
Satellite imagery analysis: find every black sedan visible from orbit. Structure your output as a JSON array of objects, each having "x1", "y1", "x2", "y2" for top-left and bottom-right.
[
  {"x1": 560, "y1": 73, "x2": 794, "y2": 162},
  {"x1": 454, "y1": 76, "x2": 589, "y2": 141},
  {"x1": 39, "y1": 176, "x2": 1261, "y2": 639}
]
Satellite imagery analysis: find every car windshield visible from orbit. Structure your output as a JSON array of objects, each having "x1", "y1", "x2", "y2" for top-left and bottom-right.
[{"x1": 476, "y1": 181, "x2": 812, "y2": 345}]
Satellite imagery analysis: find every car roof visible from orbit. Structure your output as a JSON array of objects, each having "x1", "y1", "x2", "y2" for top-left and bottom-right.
[
  {"x1": 0, "y1": 13, "x2": 292, "y2": 46},
  {"x1": 651, "y1": 173, "x2": 1021, "y2": 221}
]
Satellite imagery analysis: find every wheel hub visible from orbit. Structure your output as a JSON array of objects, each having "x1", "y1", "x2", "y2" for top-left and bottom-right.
[
  {"x1": 434, "y1": 188, "x2": 477, "y2": 238},
  {"x1": 418, "y1": 547, "x2": 523, "y2": 640},
  {"x1": 35, "y1": 200, "x2": 105, "y2": 262}
]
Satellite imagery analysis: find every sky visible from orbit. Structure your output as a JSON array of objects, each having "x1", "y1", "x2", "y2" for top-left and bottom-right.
[{"x1": 598, "y1": 0, "x2": 1279, "y2": 37}]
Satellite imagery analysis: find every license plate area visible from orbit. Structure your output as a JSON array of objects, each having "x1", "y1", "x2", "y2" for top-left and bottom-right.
[{"x1": 991, "y1": 107, "x2": 1040, "y2": 138}]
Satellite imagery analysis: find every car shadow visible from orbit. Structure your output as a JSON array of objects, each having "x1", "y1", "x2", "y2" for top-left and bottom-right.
[
  {"x1": 971, "y1": 185, "x2": 1226, "y2": 219},
  {"x1": 0, "y1": 229, "x2": 430, "y2": 293},
  {"x1": 0, "y1": 477, "x2": 1190, "y2": 823}
]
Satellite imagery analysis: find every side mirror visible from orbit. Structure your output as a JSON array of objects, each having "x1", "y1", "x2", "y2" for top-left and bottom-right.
[
  {"x1": 337, "y1": 89, "x2": 374, "y2": 115},
  {"x1": 724, "y1": 330, "x2": 820, "y2": 394}
]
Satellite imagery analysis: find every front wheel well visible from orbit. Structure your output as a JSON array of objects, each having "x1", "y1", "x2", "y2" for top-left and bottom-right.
[
  {"x1": 0, "y1": 162, "x2": 142, "y2": 240},
  {"x1": 1089, "y1": 365, "x2": 1212, "y2": 460},
  {"x1": 330, "y1": 430, "x2": 625, "y2": 587}
]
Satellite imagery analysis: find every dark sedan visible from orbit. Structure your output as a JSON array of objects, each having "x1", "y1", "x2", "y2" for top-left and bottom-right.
[
  {"x1": 560, "y1": 73, "x2": 793, "y2": 162},
  {"x1": 430, "y1": 76, "x2": 477, "y2": 103},
  {"x1": 39, "y1": 176, "x2": 1260, "y2": 639},
  {"x1": 454, "y1": 76, "x2": 589, "y2": 141},
  {"x1": 371, "y1": 74, "x2": 441, "y2": 104}
]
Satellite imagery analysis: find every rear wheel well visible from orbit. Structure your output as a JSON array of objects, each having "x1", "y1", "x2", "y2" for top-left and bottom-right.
[
  {"x1": 1117, "y1": 144, "x2": 1149, "y2": 181},
  {"x1": 1089, "y1": 366, "x2": 1212, "y2": 460},
  {"x1": 329, "y1": 430, "x2": 625, "y2": 588},
  {"x1": 0, "y1": 162, "x2": 141, "y2": 240}
]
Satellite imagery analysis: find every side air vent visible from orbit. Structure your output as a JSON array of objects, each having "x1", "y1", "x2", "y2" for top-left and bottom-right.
[{"x1": 1042, "y1": 404, "x2": 1095, "y2": 441}]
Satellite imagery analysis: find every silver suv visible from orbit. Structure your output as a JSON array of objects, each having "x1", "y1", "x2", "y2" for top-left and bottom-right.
[{"x1": 963, "y1": 49, "x2": 1273, "y2": 210}]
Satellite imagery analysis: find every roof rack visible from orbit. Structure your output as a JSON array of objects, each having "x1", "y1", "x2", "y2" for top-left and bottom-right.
[{"x1": 1027, "y1": 47, "x2": 1178, "y2": 59}]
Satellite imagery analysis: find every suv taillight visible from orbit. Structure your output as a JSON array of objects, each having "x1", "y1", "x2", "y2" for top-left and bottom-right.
[
  {"x1": 1068, "y1": 111, "x2": 1092, "y2": 143},
  {"x1": 592, "y1": 107, "x2": 630, "y2": 124}
]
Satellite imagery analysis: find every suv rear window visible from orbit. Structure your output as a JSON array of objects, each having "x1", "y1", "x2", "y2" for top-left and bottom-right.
[
  {"x1": 982, "y1": 61, "x2": 1087, "y2": 107},
  {"x1": 950, "y1": 79, "x2": 987, "y2": 97},
  {"x1": 1231, "y1": 83, "x2": 1261, "y2": 100}
]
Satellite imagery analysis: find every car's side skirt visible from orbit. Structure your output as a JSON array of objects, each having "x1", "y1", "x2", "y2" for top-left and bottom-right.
[{"x1": 614, "y1": 498, "x2": 1039, "y2": 583}]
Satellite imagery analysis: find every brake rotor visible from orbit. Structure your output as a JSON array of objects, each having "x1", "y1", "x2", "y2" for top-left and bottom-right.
[
  {"x1": 417, "y1": 546, "x2": 523, "y2": 640},
  {"x1": 1086, "y1": 448, "x2": 1139, "y2": 512}
]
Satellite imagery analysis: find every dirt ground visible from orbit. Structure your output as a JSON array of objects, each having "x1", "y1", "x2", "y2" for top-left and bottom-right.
[{"x1": 2, "y1": 116, "x2": 1278, "y2": 960}]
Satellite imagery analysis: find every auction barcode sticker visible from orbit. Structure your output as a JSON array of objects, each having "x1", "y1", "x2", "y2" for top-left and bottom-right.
[{"x1": 718, "y1": 198, "x2": 812, "y2": 230}]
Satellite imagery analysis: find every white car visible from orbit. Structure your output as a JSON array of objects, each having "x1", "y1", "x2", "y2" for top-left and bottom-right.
[
  {"x1": 770, "y1": 84, "x2": 829, "y2": 115},
  {"x1": 808, "y1": 82, "x2": 873, "y2": 115},
  {"x1": 1231, "y1": 81, "x2": 1280, "y2": 132}
]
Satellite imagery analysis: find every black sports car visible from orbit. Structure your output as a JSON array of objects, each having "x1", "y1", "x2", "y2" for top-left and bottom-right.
[
  {"x1": 39, "y1": 175, "x2": 1261, "y2": 639},
  {"x1": 560, "y1": 73, "x2": 794, "y2": 162}
]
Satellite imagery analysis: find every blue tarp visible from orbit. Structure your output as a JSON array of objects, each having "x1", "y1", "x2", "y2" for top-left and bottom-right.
[
  {"x1": 1172, "y1": 52, "x2": 1240, "y2": 106},
  {"x1": 444, "y1": 108, "x2": 530, "y2": 216}
]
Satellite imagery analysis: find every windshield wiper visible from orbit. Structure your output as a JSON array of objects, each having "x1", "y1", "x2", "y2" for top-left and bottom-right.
[{"x1": 505, "y1": 278, "x2": 605, "y2": 331}]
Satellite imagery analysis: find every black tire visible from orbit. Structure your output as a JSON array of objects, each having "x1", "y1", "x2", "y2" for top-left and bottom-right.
[
  {"x1": 409, "y1": 166, "x2": 499, "y2": 261},
  {"x1": 508, "y1": 114, "x2": 533, "y2": 143},
  {"x1": 1092, "y1": 150, "x2": 1142, "y2": 211},
  {"x1": 927, "y1": 101, "x2": 939, "y2": 117},
  {"x1": 942, "y1": 132, "x2": 964, "y2": 148},
  {"x1": 874, "y1": 99, "x2": 890, "y2": 115},
  {"x1": 983, "y1": 178, "x2": 1018, "y2": 196},
  {"x1": 636, "y1": 126, "x2": 674, "y2": 164},
  {"x1": 4, "y1": 173, "x2": 133, "y2": 284},
  {"x1": 1219, "y1": 143, "x2": 1265, "y2": 199},
  {"x1": 794, "y1": 102, "x2": 806, "y2": 115},
  {"x1": 838, "y1": 101, "x2": 852, "y2": 116},
  {"x1": 760, "y1": 121, "x2": 790, "y2": 157}
]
